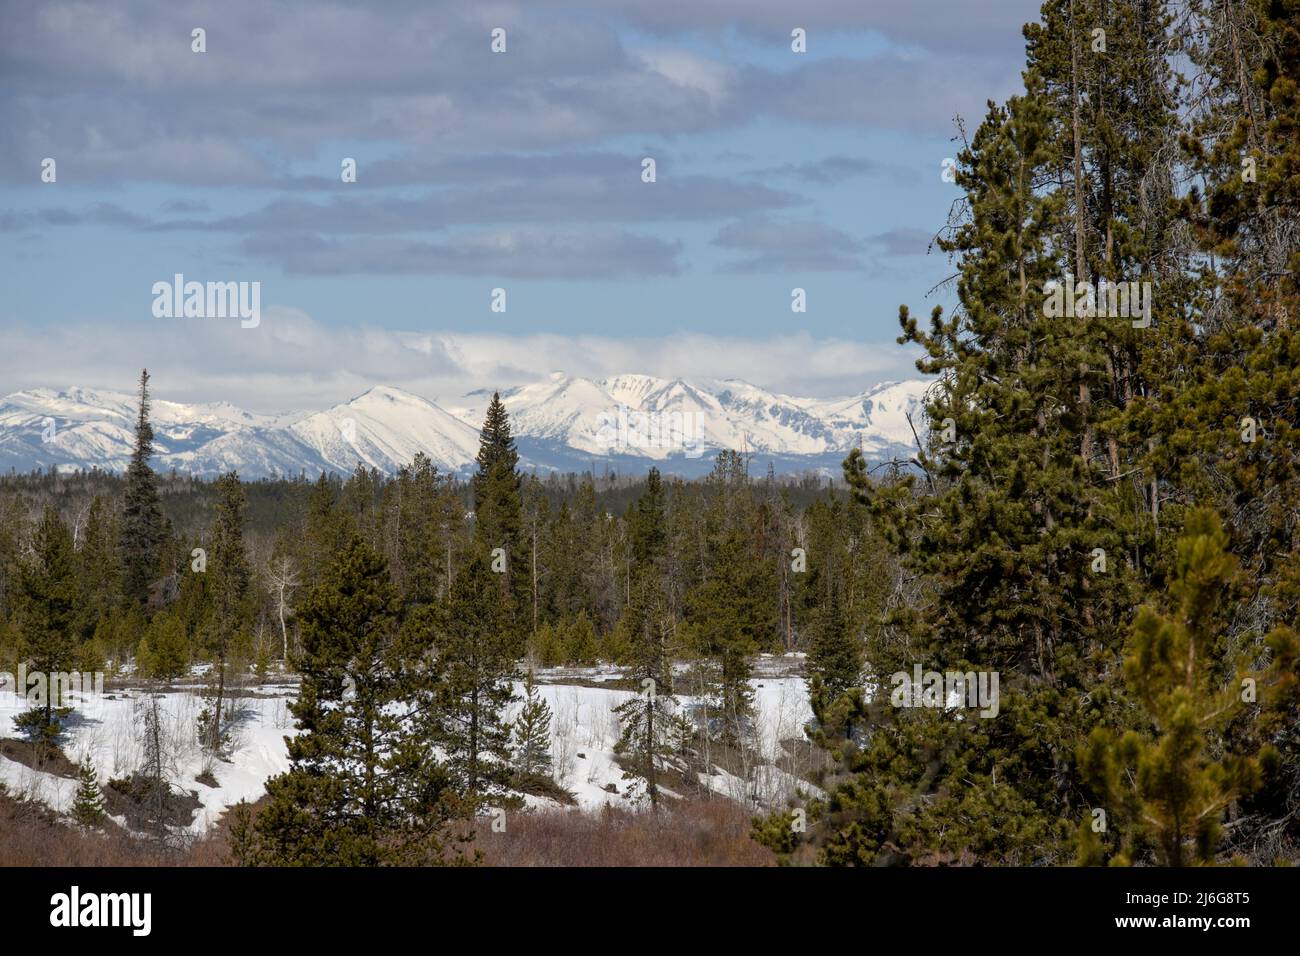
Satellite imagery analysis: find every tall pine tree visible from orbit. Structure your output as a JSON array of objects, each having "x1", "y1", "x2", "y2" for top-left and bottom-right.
[{"x1": 118, "y1": 370, "x2": 165, "y2": 609}]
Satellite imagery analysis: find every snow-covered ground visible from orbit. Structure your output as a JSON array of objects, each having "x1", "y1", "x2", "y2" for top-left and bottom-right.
[
  {"x1": 0, "y1": 685, "x2": 297, "y2": 835},
  {"x1": 0, "y1": 671, "x2": 815, "y2": 836}
]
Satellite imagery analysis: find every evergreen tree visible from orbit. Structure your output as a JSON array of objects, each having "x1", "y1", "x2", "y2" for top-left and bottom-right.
[
  {"x1": 431, "y1": 549, "x2": 521, "y2": 800},
  {"x1": 1077, "y1": 509, "x2": 1282, "y2": 866},
  {"x1": 77, "y1": 496, "x2": 121, "y2": 639},
  {"x1": 71, "y1": 757, "x2": 107, "y2": 827},
  {"x1": 530, "y1": 620, "x2": 565, "y2": 668},
  {"x1": 615, "y1": 468, "x2": 679, "y2": 804},
  {"x1": 471, "y1": 393, "x2": 528, "y2": 633},
  {"x1": 628, "y1": 467, "x2": 667, "y2": 566},
  {"x1": 118, "y1": 369, "x2": 165, "y2": 608},
  {"x1": 805, "y1": 580, "x2": 863, "y2": 737},
  {"x1": 797, "y1": 14, "x2": 1177, "y2": 861},
  {"x1": 394, "y1": 452, "x2": 442, "y2": 608},
  {"x1": 254, "y1": 535, "x2": 470, "y2": 866},
  {"x1": 472, "y1": 392, "x2": 523, "y2": 551},
  {"x1": 564, "y1": 611, "x2": 599, "y2": 665},
  {"x1": 17, "y1": 507, "x2": 77, "y2": 737},
  {"x1": 301, "y1": 472, "x2": 350, "y2": 591},
  {"x1": 685, "y1": 516, "x2": 772, "y2": 743},
  {"x1": 512, "y1": 668, "x2": 554, "y2": 778},
  {"x1": 140, "y1": 611, "x2": 189, "y2": 681},
  {"x1": 200, "y1": 472, "x2": 251, "y2": 755}
]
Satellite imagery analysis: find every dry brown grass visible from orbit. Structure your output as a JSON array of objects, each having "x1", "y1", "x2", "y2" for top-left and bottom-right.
[
  {"x1": 0, "y1": 785, "x2": 232, "y2": 866},
  {"x1": 0, "y1": 784, "x2": 771, "y2": 867},
  {"x1": 471, "y1": 798, "x2": 775, "y2": 866},
  {"x1": 0, "y1": 787, "x2": 164, "y2": 866}
]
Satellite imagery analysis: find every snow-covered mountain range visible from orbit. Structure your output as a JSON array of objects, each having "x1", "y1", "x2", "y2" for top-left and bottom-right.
[{"x1": 0, "y1": 375, "x2": 933, "y2": 479}]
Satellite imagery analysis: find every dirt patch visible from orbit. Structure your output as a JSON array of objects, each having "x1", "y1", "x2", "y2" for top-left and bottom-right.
[
  {"x1": 0, "y1": 738, "x2": 78, "y2": 779},
  {"x1": 513, "y1": 770, "x2": 577, "y2": 806},
  {"x1": 104, "y1": 774, "x2": 203, "y2": 832}
]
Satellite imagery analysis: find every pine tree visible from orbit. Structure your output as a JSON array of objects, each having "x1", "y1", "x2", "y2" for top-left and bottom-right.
[
  {"x1": 513, "y1": 668, "x2": 553, "y2": 778},
  {"x1": 135, "y1": 694, "x2": 174, "y2": 847},
  {"x1": 613, "y1": 676, "x2": 678, "y2": 808},
  {"x1": 301, "y1": 472, "x2": 350, "y2": 591},
  {"x1": 253, "y1": 535, "x2": 470, "y2": 866},
  {"x1": 77, "y1": 496, "x2": 121, "y2": 639},
  {"x1": 200, "y1": 472, "x2": 250, "y2": 756},
  {"x1": 523, "y1": 475, "x2": 549, "y2": 636},
  {"x1": 805, "y1": 579, "x2": 863, "y2": 737},
  {"x1": 685, "y1": 519, "x2": 771, "y2": 743},
  {"x1": 472, "y1": 393, "x2": 528, "y2": 636},
  {"x1": 394, "y1": 452, "x2": 442, "y2": 608},
  {"x1": 613, "y1": 591, "x2": 677, "y2": 806},
  {"x1": 431, "y1": 548, "x2": 521, "y2": 800},
  {"x1": 530, "y1": 620, "x2": 565, "y2": 668},
  {"x1": 1077, "y1": 509, "x2": 1281, "y2": 866},
  {"x1": 615, "y1": 469, "x2": 679, "y2": 804},
  {"x1": 142, "y1": 611, "x2": 189, "y2": 681},
  {"x1": 564, "y1": 611, "x2": 599, "y2": 665},
  {"x1": 118, "y1": 369, "x2": 165, "y2": 608},
  {"x1": 71, "y1": 757, "x2": 107, "y2": 827},
  {"x1": 17, "y1": 507, "x2": 77, "y2": 738},
  {"x1": 813, "y1": 33, "x2": 1158, "y2": 863}
]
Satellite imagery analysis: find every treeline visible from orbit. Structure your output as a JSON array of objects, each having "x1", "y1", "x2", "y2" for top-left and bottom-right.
[{"x1": 0, "y1": 415, "x2": 881, "y2": 691}]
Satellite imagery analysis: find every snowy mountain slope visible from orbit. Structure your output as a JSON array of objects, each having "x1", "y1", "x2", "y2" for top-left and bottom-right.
[
  {"x1": 288, "y1": 386, "x2": 481, "y2": 476},
  {"x1": 449, "y1": 372, "x2": 935, "y2": 461},
  {"x1": 0, "y1": 375, "x2": 934, "y2": 478}
]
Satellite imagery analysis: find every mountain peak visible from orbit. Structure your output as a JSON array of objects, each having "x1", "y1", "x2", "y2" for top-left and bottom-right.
[
  {"x1": 0, "y1": 374, "x2": 931, "y2": 478},
  {"x1": 351, "y1": 384, "x2": 423, "y2": 404}
]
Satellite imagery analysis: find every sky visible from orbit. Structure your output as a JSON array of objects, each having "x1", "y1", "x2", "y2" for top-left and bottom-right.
[{"x1": 0, "y1": 0, "x2": 1042, "y2": 412}]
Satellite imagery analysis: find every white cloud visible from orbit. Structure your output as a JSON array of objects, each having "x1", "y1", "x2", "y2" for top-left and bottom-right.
[{"x1": 0, "y1": 311, "x2": 920, "y2": 411}]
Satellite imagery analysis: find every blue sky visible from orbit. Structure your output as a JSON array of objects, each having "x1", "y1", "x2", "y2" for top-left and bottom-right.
[{"x1": 0, "y1": 0, "x2": 1040, "y2": 410}]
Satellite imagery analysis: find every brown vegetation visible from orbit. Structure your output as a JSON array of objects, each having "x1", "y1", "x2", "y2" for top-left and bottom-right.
[
  {"x1": 471, "y1": 799, "x2": 775, "y2": 867},
  {"x1": 0, "y1": 784, "x2": 771, "y2": 867}
]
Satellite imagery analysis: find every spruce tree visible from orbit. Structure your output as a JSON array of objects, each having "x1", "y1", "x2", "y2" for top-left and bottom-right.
[
  {"x1": 472, "y1": 392, "x2": 524, "y2": 551},
  {"x1": 118, "y1": 369, "x2": 164, "y2": 608},
  {"x1": 472, "y1": 393, "x2": 528, "y2": 636}
]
